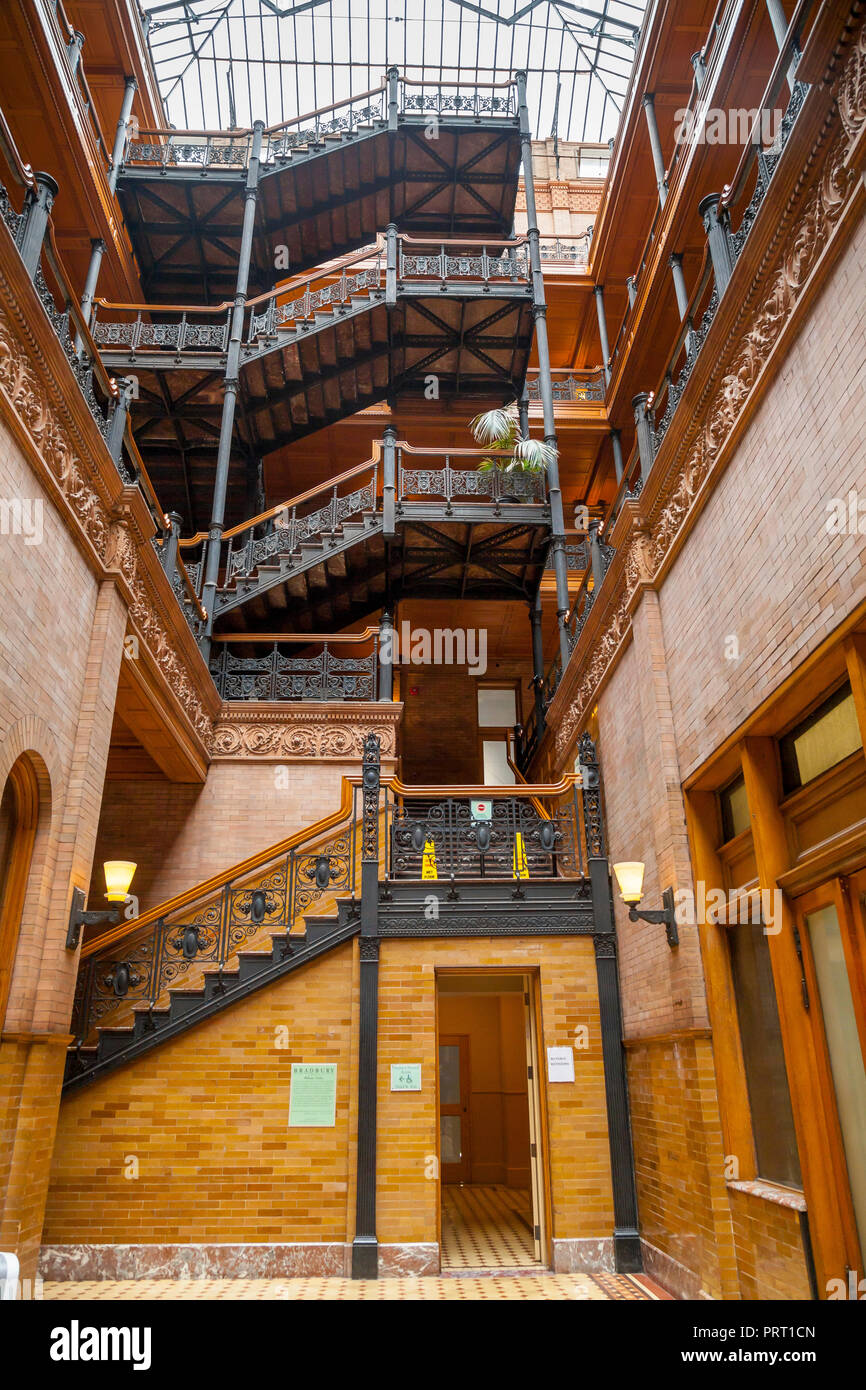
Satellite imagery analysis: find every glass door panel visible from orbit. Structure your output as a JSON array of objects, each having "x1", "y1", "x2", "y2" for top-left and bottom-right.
[
  {"x1": 439, "y1": 1035, "x2": 471, "y2": 1183},
  {"x1": 804, "y1": 899, "x2": 866, "y2": 1261}
]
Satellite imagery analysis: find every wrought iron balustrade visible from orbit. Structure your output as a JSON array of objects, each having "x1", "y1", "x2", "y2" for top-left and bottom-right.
[
  {"x1": 385, "y1": 791, "x2": 586, "y2": 880},
  {"x1": 398, "y1": 239, "x2": 529, "y2": 284},
  {"x1": 525, "y1": 369, "x2": 605, "y2": 403},
  {"x1": 538, "y1": 236, "x2": 591, "y2": 266},
  {"x1": 122, "y1": 73, "x2": 517, "y2": 174},
  {"x1": 247, "y1": 256, "x2": 383, "y2": 340},
  {"x1": 71, "y1": 808, "x2": 361, "y2": 1045},
  {"x1": 221, "y1": 466, "x2": 379, "y2": 588},
  {"x1": 396, "y1": 447, "x2": 546, "y2": 507},
  {"x1": 92, "y1": 305, "x2": 231, "y2": 354},
  {"x1": 210, "y1": 638, "x2": 378, "y2": 702}
]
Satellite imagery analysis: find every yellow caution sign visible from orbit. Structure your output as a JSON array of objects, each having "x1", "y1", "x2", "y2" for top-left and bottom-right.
[
  {"x1": 422, "y1": 837, "x2": 438, "y2": 880},
  {"x1": 513, "y1": 832, "x2": 529, "y2": 879}
]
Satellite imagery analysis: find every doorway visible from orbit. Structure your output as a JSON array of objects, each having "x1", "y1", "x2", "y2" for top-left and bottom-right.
[{"x1": 436, "y1": 971, "x2": 547, "y2": 1270}]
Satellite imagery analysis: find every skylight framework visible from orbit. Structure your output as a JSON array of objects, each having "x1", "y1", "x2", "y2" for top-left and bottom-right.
[{"x1": 139, "y1": 0, "x2": 648, "y2": 141}]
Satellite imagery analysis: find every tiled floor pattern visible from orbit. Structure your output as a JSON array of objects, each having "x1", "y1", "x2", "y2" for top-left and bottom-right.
[
  {"x1": 441, "y1": 1183, "x2": 537, "y2": 1269},
  {"x1": 42, "y1": 1274, "x2": 662, "y2": 1300}
]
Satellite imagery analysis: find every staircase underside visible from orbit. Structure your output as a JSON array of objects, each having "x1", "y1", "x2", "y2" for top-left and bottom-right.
[
  {"x1": 102, "y1": 296, "x2": 533, "y2": 529},
  {"x1": 213, "y1": 512, "x2": 551, "y2": 632},
  {"x1": 117, "y1": 121, "x2": 522, "y2": 303}
]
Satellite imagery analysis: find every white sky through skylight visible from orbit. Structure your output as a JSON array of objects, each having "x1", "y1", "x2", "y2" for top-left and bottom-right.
[{"x1": 139, "y1": 0, "x2": 648, "y2": 141}]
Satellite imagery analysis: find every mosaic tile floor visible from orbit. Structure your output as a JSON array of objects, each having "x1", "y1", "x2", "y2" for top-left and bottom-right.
[
  {"x1": 441, "y1": 1183, "x2": 537, "y2": 1269},
  {"x1": 43, "y1": 1274, "x2": 663, "y2": 1301}
]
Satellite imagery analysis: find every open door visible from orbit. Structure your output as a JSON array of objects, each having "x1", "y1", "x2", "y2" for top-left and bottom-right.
[{"x1": 523, "y1": 976, "x2": 547, "y2": 1263}]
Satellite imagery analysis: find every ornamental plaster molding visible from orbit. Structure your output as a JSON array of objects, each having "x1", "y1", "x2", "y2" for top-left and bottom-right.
[{"x1": 212, "y1": 702, "x2": 401, "y2": 760}]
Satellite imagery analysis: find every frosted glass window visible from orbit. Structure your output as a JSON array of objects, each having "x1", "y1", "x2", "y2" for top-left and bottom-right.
[
  {"x1": 720, "y1": 775, "x2": 750, "y2": 841},
  {"x1": 806, "y1": 904, "x2": 866, "y2": 1258},
  {"x1": 780, "y1": 686, "x2": 861, "y2": 792},
  {"x1": 440, "y1": 1116, "x2": 463, "y2": 1164},
  {"x1": 483, "y1": 740, "x2": 516, "y2": 786},
  {"x1": 439, "y1": 1045, "x2": 461, "y2": 1105},
  {"x1": 477, "y1": 687, "x2": 517, "y2": 728}
]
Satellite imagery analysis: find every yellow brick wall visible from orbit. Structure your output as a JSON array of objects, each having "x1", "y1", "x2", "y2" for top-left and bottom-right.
[{"x1": 44, "y1": 935, "x2": 613, "y2": 1253}]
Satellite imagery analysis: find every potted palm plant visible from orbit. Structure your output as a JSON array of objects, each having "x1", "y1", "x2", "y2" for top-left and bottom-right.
[{"x1": 469, "y1": 401, "x2": 557, "y2": 501}]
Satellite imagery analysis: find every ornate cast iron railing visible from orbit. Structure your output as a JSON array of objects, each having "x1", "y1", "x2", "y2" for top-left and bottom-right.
[
  {"x1": 396, "y1": 444, "x2": 547, "y2": 508},
  {"x1": 537, "y1": 234, "x2": 591, "y2": 266},
  {"x1": 70, "y1": 741, "x2": 600, "y2": 1048},
  {"x1": 210, "y1": 632, "x2": 379, "y2": 702},
  {"x1": 70, "y1": 783, "x2": 365, "y2": 1047},
  {"x1": 122, "y1": 72, "x2": 518, "y2": 173},
  {"x1": 525, "y1": 369, "x2": 605, "y2": 403},
  {"x1": 90, "y1": 230, "x2": 529, "y2": 359}
]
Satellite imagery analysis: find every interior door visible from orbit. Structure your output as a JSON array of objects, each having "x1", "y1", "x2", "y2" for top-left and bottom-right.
[
  {"x1": 439, "y1": 1034, "x2": 471, "y2": 1183},
  {"x1": 794, "y1": 878, "x2": 866, "y2": 1266},
  {"x1": 522, "y1": 977, "x2": 547, "y2": 1263}
]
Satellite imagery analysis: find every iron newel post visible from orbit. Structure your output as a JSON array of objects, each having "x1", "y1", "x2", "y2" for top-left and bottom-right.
[
  {"x1": 352, "y1": 733, "x2": 381, "y2": 1277},
  {"x1": 201, "y1": 119, "x2": 266, "y2": 658},
  {"x1": 515, "y1": 71, "x2": 571, "y2": 671}
]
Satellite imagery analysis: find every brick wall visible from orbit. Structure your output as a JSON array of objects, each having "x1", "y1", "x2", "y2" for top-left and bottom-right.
[{"x1": 43, "y1": 935, "x2": 613, "y2": 1260}]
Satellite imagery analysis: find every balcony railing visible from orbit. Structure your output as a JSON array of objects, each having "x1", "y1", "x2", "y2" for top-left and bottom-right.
[
  {"x1": 525, "y1": 368, "x2": 605, "y2": 403},
  {"x1": 527, "y1": 6, "x2": 816, "y2": 748},
  {"x1": 209, "y1": 630, "x2": 380, "y2": 702},
  {"x1": 121, "y1": 72, "x2": 518, "y2": 173}
]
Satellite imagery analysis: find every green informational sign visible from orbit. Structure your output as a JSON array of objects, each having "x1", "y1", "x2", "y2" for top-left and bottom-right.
[
  {"x1": 390, "y1": 1063, "x2": 422, "y2": 1091},
  {"x1": 288, "y1": 1063, "x2": 337, "y2": 1127}
]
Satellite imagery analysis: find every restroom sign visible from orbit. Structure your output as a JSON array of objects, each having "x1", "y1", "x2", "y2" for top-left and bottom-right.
[
  {"x1": 391, "y1": 1063, "x2": 422, "y2": 1091},
  {"x1": 471, "y1": 799, "x2": 492, "y2": 821}
]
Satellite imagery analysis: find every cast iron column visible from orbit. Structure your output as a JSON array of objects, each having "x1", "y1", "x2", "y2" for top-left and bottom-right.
[
  {"x1": 765, "y1": 0, "x2": 798, "y2": 91},
  {"x1": 79, "y1": 76, "x2": 138, "y2": 335},
  {"x1": 516, "y1": 71, "x2": 570, "y2": 672},
  {"x1": 699, "y1": 193, "x2": 735, "y2": 296},
  {"x1": 378, "y1": 611, "x2": 394, "y2": 702},
  {"x1": 16, "y1": 171, "x2": 58, "y2": 280},
  {"x1": 529, "y1": 587, "x2": 546, "y2": 740},
  {"x1": 382, "y1": 424, "x2": 397, "y2": 539},
  {"x1": 200, "y1": 120, "x2": 265, "y2": 657},
  {"x1": 669, "y1": 252, "x2": 692, "y2": 355},
  {"x1": 593, "y1": 284, "x2": 611, "y2": 385},
  {"x1": 579, "y1": 733, "x2": 642, "y2": 1273},
  {"x1": 610, "y1": 428, "x2": 624, "y2": 484},
  {"x1": 625, "y1": 275, "x2": 637, "y2": 308},
  {"x1": 352, "y1": 733, "x2": 381, "y2": 1278},
  {"x1": 633, "y1": 393, "x2": 655, "y2": 482},
  {"x1": 642, "y1": 93, "x2": 668, "y2": 207}
]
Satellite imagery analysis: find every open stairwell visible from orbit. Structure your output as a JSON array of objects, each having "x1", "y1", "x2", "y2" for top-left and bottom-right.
[{"x1": 65, "y1": 788, "x2": 389, "y2": 1092}]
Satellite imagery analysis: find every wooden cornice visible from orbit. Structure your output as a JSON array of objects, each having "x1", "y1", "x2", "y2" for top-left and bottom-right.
[{"x1": 540, "y1": 11, "x2": 866, "y2": 774}]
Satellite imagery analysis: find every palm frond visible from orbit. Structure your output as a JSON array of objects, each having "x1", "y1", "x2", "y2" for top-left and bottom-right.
[{"x1": 469, "y1": 402, "x2": 520, "y2": 448}]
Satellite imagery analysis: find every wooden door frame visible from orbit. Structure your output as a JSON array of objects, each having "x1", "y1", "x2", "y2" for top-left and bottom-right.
[
  {"x1": 0, "y1": 756, "x2": 39, "y2": 1029},
  {"x1": 793, "y1": 877, "x2": 866, "y2": 1269}
]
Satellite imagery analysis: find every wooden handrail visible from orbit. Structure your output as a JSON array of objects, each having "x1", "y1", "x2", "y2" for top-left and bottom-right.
[
  {"x1": 94, "y1": 295, "x2": 231, "y2": 315},
  {"x1": 0, "y1": 105, "x2": 36, "y2": 191},
  {"x1": 130, "y1": 84, "x2": 388, "y2": 142},
  {"x1": 79, "y1": 776, "x2": 360, "y2": 960},
  {"x1": 178, "y1": 450, "x2": 381, "y2": 549},
  {"x1": 385, "y1": 775, "x2": 580, "y2": 797},
  {"x1": 212, "y1": 627, "x2": 378, "y2": 644}
]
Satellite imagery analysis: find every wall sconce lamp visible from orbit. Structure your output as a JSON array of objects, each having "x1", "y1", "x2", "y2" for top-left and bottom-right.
[
  {"x1": 66, "y1": 860, "x2": 137, "y2": 951},
  {"x1": 612, "y1": 861, "x2": 678, "y2": 948}
]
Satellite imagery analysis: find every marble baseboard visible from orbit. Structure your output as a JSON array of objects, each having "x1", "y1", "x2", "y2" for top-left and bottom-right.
[
  {"x1": 377, "y1": 1243, "x2": 439, "y2": 1276},
  {"x1": 39, "y1": 1243, "x2": 346, "y2": 1281},
  {"x1": 640, "y1": 1240, "x2": 705, "y2": 1300},
  {"x1": 550, "y1": 1238, "x2": 615, "y2": 1273}
]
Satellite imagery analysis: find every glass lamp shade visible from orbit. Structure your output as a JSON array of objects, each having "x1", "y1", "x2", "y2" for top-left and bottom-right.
[
  {"x1": 104, "y1": 860, "x2": 137, "y2": 902},
  {"x1": 613, "y1": 860, "x2": 645, "y2": 904}
]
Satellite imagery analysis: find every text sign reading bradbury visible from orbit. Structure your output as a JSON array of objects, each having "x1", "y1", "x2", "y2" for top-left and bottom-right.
[{"x1": 288, "y1": 1063, "x2": 337, "y2": 1127}]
